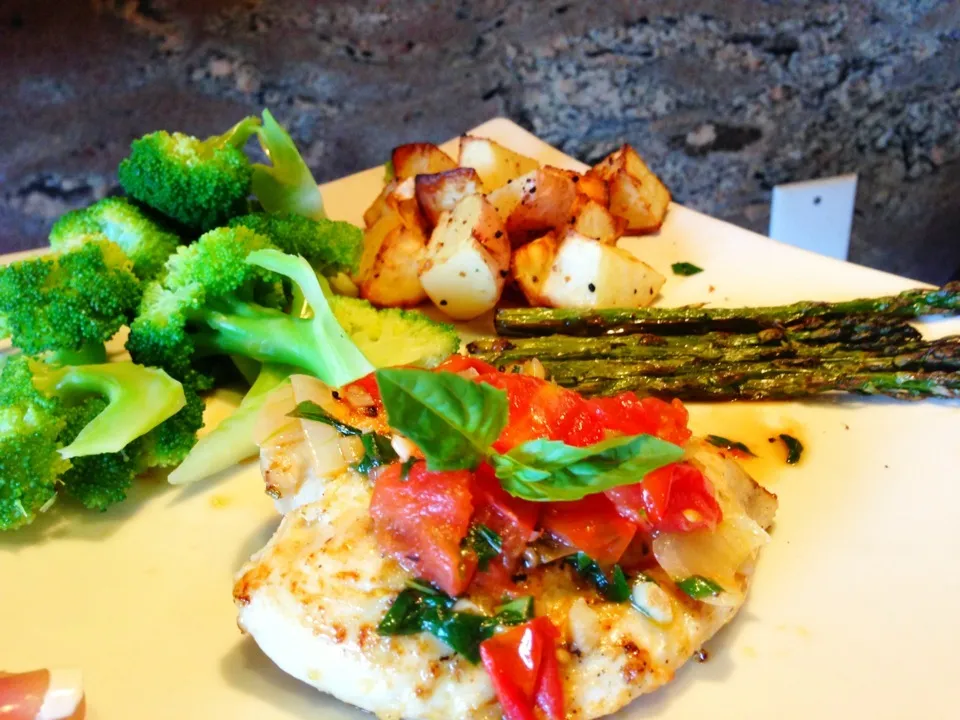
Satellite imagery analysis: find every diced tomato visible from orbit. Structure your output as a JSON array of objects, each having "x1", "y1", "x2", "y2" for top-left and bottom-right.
[
  {"x1": 540, "y1": 494, "x2": 637, "y2": 564},
  {"x1": 590, "y1": 392, "x2": 692, "y2": 446},
  {"x1": 479, "y1": 374, "x2": 605, "y2": 452},
  {"x1": 470, "y1": 464, "x2": 541, "y2": 589},
  {"x1": 607, "y1": 462, "x2": 721, "y2": 534},
  {"x1": 435, "y1": 355, "x2": 499, "y2": 376},
  {"x1": 480, "y1": 617, "x2": 564, "y2": 720},
  {"x1": 369, "y1": 461, "x2": 477, "y2": 595}
]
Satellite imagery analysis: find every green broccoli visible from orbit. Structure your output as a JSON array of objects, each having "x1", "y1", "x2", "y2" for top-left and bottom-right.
[
  {"x1": 228, "y1": 213, "x2": 363, "y2": 276},
  {"x1": 251, "y1": 109, "x2": 325, "y2": 221},
  {"x1": 127, "y1": 227, "x2": 374, "y2": 388},
  {"x1": 328, "y1": 295, "x2": 460, "y2": 368},
  {"x1": 50, "y1": 197, "x2": 182, "y2": 281},
  {"x1": 0, "y1": 355, "x2": 186, "y2": 529},
  {"x1": 0, "y1": 238, "x2": 142, "y2": 358},
  {"x1": 118, "y1": 116, "x2": 262, "y2": 232}
]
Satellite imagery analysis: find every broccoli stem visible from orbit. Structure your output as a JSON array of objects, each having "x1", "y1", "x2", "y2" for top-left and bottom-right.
[
  {"x1": 36, "y1": 363, "x2": 186, "y2": 458},
  {"x1": 251, "y1": 109, "x2": 325, "y2": 220},
  {"x1": 47, "y1": 342, "x2": 108, "y2": 366},
  {"x1": 168, "y1": 363, "x2": 292, "y2": 485}
]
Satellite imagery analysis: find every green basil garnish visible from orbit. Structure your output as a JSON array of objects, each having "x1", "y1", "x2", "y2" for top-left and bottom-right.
[
  {"x1": 571, "y1": 552, "x2": 631, "y2": 603},
  {"x1": 491, "y1": 435, "x2": 684, "y2": 502},
  {"x1": 377, "y1": 586, "x2": 532, "y2": 663},
  {"x1": 676, "y1": 575, "x2": 724, "y2": 599},
  {"x1": 706, "y1": 434, "x2": 756, "y2": 457},
  {"x1": 671, "y1": 262, "x2": 704, "y2": 276},
  {"x1": 375, "y1": 368, "x2": 508, "y2": 472},
  {"x1": 399, "y1": 456, "x2": 418, "y2": 480},
  {"x1": 354, "y1": 432, "x2": 399, "y2": 475},
  {"x1": 289, "y1": 400, "x2": 362, "y2": 436},
  {"x1": 466, "y1": 524, "x2": 503, "y2": 571},
  {"x1": 779, "y1": 433, "x2": 803, "y2": 464}
]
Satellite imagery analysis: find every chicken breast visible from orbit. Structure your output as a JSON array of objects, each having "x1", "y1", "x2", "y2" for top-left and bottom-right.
[{"x1": 234, "y1": 442, "x2": 777, "y2": 720}]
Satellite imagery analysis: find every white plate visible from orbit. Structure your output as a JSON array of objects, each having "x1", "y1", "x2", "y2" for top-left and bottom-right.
[{"x1": 3, "y1": 119, "x2": 959, "y2": 720}]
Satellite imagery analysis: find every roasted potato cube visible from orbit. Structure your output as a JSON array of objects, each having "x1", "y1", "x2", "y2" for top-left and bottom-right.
[
  {"x1": 358, "y1": 208, "x2": 427, "y2": 307},
  {"x1": 514, "y1": 229, "x2": 664, "y2": 308},
  {"x1": 415, "y1": 167, "x2": 483, "y2": 228},
  {"x1": 511, "y1": 232, "x2": 558, "y2": 306},
  {"x1": 592, "y1": 144, "x2": 670, "y2": 233},
  {"x1": 504, "y1": 166, "x2": 577, "y2": 239},
  {"x1": 578, "y1": 169, "x2": 610, "y2": 206},
  {"x1": 487, "y1": 173, "x2": 526, "y2": 223},
  {"x1": 392, "y1": 143, "x2": 457, "y2": 179},
  {"x1": 385, "y1": 177, "x2": 425, "y2": 232},
  {"x1": 419, "y1": 194, "x2": 510, "y2": 320},
  {"x1": 573, "y1": 199, "x2": 628, "y2": 245},
  {"x1": 363, "y1": 179, "x2": 399, "y2": 228},
  {"x1": 458, "y1": 136, "x2": 539, "y2": 191}
]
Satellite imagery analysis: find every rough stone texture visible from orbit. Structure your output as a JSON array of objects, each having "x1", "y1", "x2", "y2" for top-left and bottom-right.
[{"x1": 1, "y1": 0, "x2": 957, "y2": 282}]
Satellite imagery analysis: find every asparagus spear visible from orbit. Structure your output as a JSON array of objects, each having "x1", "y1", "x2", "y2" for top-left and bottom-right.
[
  {"x1": 494, "y1": 283, "x2": 960, "y2": 337},
  {"x1": 469, "y1": 331, "x2": 952, "y2": 367},
  {"x1": 566, "y1": 369, "x2": 960, "y2": 401}
]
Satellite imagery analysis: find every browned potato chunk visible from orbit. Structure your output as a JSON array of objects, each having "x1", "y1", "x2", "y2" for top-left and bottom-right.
[
  {"x1": 458, "y1": 136, "x2": 539, "y2": 191},
  {"x1": 419, "y1": 194, "x2": 510, "y2": 320},
  {"x1": 578, "y1": 169, "x2": 610, "y2": 206},
  {"x1": 392, "y1": 143, "x2": 458, "y2": 179},
  {"x1": 385, "y1": 177, "x2": 425, "y2": 231},
  {"x1": 504, "y1": 166, "x2": 577, "y2": 238},
  {"x1": 358, "y1": 207, "x2": 427, "y2": 307},
  {"x1": 573, "y1": 199, "x2": 628, "y2": 245},
  {"x1": 415, "y1": 167, "x2": 483, "y2": 229},
  {"x1": 513, "y1": 229, "x2": 665, "y2": 308},
  {"x1": 592, "y1": 144, "x2": 670, "y2": 233},
  {"x1": 363, "y1": 179, "x2": 398, "y2": 228},
  {"x1": 510, "y1": 232, "x2": 558, "y2": 306}
]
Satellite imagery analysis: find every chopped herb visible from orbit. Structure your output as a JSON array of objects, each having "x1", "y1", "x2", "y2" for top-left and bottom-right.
[
  {"x1": 779, "y1": 433, "x2": 804, "y2": 464},
  {"x1": 354, "y1": 432, "x2": 399, "y2": 475},
  {"x1": 405, "y1": 577, "x2": 442, "y2": 595},
  {"x1": 466, "y1": 524, "x2": 503, "y2": 571},
  {"x1": 571, "y1": 552, "x2": 631, "y2": 603},
  {"x1": 676, "y1": 575, "x2": 724, "y2": 599},
  {"x1": 289, "y1": 400, "x2": 362, "y2": 436},
  {"x1": 400, "y1": 456, "x2": 418, "y2": 480},
  {"x1": 671, "y1": 262, "x2": 704, "y2": 276},
  {"x1": 706, "y1": 434, "x2": 756, "y2": 457},
  {"x1": 495, "y1": 596, "x2": 534, "y2": 624},
  {"x1": 377, "y1": 586, "x2": 532, "y2": 663}
]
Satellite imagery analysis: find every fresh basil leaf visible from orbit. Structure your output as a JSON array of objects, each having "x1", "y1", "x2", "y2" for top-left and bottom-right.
[
  {"x1": 354, "y1": 432, "x2": 399, "y2": 475},
  {"x1": 377, "y1": 586, "x2": 508, "y2": 664},
  {"x1": 491, "y1": 434, "x2": 684, "y2": 502},
  {"x1": 779, "y1": 433, "x2": 804, "y2": 464},
  {"x1": 466, "y1": 524, "x2": 503, "y2": 571},
  {"x1": 375, "y1": 368, "x2": 508, "y2": 472},
  {"x1": 671, "y1": 262, "x2": 704, "y2": 276},
  {"x1": 676, "y1": 575, "x2": 724, "y2": 599},
  {"x1": 495, "y1": 596, "x2": 534, "y2": 625},
  {"x1": 571, "y1": 553, "x2": 632, "y2": 603},
  {"x1": 288, "y1": 400, "x2": 362, "y2": 436},
  {"x1": 400, "y1": 456, "x2": 418, "y2": 480},
  {"x1": 706, "y1": 434, "x2": 756, "y2": 457}
]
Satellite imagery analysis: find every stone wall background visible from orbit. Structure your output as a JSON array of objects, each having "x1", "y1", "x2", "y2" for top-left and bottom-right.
[{"x1": 1, "y1": 0, "x2": 957, "y2": 282}]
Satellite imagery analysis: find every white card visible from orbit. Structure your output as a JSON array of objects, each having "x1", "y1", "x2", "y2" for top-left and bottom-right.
[{"x1": 769, "y1": 174, "x2": 858, "y2": 260}]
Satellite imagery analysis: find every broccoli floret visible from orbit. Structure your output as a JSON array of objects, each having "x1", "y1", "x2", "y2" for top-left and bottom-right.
[
  {"x1": 127, "y1": 227, "x2": 374, "y2": 388},
  {"x1": 118, "y1": 116, "x2": 262, "y2": 232},
  {"x1": 251, "y1": 109, "x2": 325, "y2": 220},
  {"x1": 50, "y1": 197, "x2": 182, "y2": 281},
  {"x1": 329, "y1": 295, "x2": 460, "y2": 368},
  {"x1": 0, "y1": 238, "x2": 142, "y2": 357},
  {"x1": 228, "y1": 213, "x2": 363, "y2": 276},
  {"x1": 0, "y1": 356, "x2": 186, "y2": 529}
]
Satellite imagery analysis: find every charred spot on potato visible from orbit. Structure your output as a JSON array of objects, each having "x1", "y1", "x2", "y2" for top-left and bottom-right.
[
  {"x1": 331, "y1": 390, "x2": 340, "y2": 400},
  {"x1": 499, "y1": 269, "x2": 508, "y2": 278},
  {"x1": 440, "y1": 299, "x2": 448, "y2": 306},
  {"x1": 494, "y1": 230, "x2": 503, "y2": 238}
]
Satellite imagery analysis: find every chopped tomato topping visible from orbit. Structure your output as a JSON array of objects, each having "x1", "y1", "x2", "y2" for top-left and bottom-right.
[
  {"x1": 435, "y1": 355, "x2": 499, "y2": 376},
  {"x1": 540, "y1": 493, "x2": 637, "y2": 565},
  {"x1": 470, "y1": 464, "x2": 540, "y2": 589},
  {"x1": 590, "y1": 392, "x2": 692, "y2": 446},
  {"x1": 607, "y1": 462, "x2": 721, "y2": 533},
  {"x1": 479, "y1": 617, "x2": 564, "y2": 720},
  {"x1": 369, "y1": 461, "x2": 476, "y2": 595},
  {"x1": 479, "y1": 374, "x2": 605, "y2": 452}
]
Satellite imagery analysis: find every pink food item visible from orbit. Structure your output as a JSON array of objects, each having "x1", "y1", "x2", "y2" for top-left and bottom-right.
[{"x1": 0, "y1": 669, "x2": 85, "y2": 719}]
